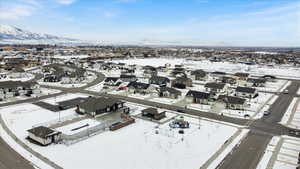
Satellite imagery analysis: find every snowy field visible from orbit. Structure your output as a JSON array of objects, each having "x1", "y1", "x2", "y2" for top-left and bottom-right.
[
  {"x1": 41, "y1": 93, "x2": 89, "y2": 105},
  {"x1": 49, "y1": 55, "x2": 90, "y2": 59},
  {"x1": 1, "y1": 103, "x2": 243, "y2": 169},
  {"x1": 256, "y1": 136, "x2": 300, "y2": 169},
  {"x1": 255, "y1": 80, "x2": 289, "y2": 92},
  {"x1": 113, "y1": 58, "x2": 300, "y2": 79}
]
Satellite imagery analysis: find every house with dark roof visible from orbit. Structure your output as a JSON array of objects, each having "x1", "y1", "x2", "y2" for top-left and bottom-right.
[
  {"x1": 190, "y1": 69, "x2": 207, "y2": 81},
  {"x1": 104, "y1": 77, "x2": 122, "y2": 86},
  {"x1": 76, "y1": 97, "x2": 125, "y2": 117},
  {"x1": 149, "y1": 76, "x2": 170, "y2": 87},
  {"x1": 171, "y1": 77, "x2": 193, "y2": 89},
  {"x1": 210, "y1": 71, "x2": 226, "y2": 78},
  {"x1": 186, "y1": 90, "x2": 212, "y2": 104},
  {"x1": 220, "y1": 76, "x2": 237, "y2": 85},
  {"x1": 204, "y1": 82, "x2": 228, "y2": 93},
  {"x1": 27, "y1": 126, "x2": 62, "y2": 146},
  {"x1": 234, "y1": 72, "x2": 250, "y2": 81},
  {"x1": 0, "y1": 81, "x2": 40, "y2": 100},
  {"x1": 216, "y1": 95, "x2": 246, "y2": 110},
  {"x1": 235, "y1": 86, "x2": 257, "y2": 98},
  {"x1": 157, "y1": 87, "x2": 181, "y2": 99},
  {"x1": 120, "y1": 74, "x2": 137, "y2": 82},
  {"x1": 143, "y1": 66, "x2": 157, "y2": 78},
  {"x1": 246, "y1": 78, "x2": 266, "y2": 87},
  {"x1": 141, "y1": 107, "x2": 166, "y2": 120},
  {"x1": 127, "y1": 81, "x2": 156, "y2": 95}
]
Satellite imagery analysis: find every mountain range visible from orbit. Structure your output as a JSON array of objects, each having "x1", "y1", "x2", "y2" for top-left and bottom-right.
[{"x1": 0, "y1": 24, "x2": 86, "y2": 45}]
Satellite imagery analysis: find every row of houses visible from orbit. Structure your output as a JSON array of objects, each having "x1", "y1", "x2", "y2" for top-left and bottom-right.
[{"x1": 0, "y1": 81, "x2": 41, "y2": 100}]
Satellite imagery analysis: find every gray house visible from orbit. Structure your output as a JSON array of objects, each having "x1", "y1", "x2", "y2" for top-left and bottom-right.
[
  {"x1": 217, "y1": 95, "x2": 246, "y2": 110},
  {"x1": 235, "y1": 86, "x2": 257, "y2": 98},
  {"x1": 76, "y1": 97, "x2": 125, "y2": 117},
  {"x1": 186, "y1": 90, "x2": 212, "y2": 104},
  {"x1": 158, "y1": 87, "x2": 181, "y2": 99},
  {"x1": 190, "y1": 69, "x2": 207, "y2": 81}
]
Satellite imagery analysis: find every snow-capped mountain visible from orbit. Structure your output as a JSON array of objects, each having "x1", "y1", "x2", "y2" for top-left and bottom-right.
[{"x1": 0, "y1": 24, "x2": 87, "y2": 45}]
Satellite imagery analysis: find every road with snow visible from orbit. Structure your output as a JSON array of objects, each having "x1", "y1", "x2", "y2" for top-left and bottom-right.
[{"x1": 0, "y1": 66, "x2": 299, "y2": 169}]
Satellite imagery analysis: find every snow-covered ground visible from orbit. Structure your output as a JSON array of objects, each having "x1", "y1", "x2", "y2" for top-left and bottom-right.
[
  {"x1": 113, "y1": 58, "x2": 300, "y2": 79},
  {"x1": 85, "y1": 82, "x2": 104, "y2": 92},
  {"x1": 42, "y1": 93, "x2": 89, "y2": 105},
  {"x1": 49, "y1": 55, "x2": 90, "y2": 59},
  {"x1": 0, "y1": 72, "x2": 35, "y2": 82},
  {"x1": 256, "y1": 136, "x2": 300, "y2": 169},
  {"x1": 0, "y1": 87, "x2": 60, "y2": 104},
  {"x1": 256, "y1": 80, "x2": 289, "y2": 92},
  {"x1": 280, "y1": 98, "x2": 300, "y2": 129},
  {"x1": 1, "y1": 103, "x2": 244, "y2": 169},
  {"x1": 56, "y1": 119, "x2": 100, "y2": 135},
  {"x1": 150, "y1": 97, "x2": 185, "y2": 105}
]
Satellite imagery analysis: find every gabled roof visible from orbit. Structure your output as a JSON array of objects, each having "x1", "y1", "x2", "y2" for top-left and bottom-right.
[
  {"x1": 150, "y1": 76, "x2": 170, "y2": 83},
  {"x1": 79, "y1": 97, "x2": 122, "y2": 112},
  {"x1": 236, "y1": 86, "x2": 256, "y2": 94},
  {"x1": 159, "y1": 87, "x2": 181, "y2": 95},
  {"x1": 191, "y1": 69, "x2": 206, "y2": 77},
  {"x1": 186, "y1": 90, "x2": 210, "y2": 99},
  {"x1": 105, "y1": 77, "x2": 119, "y2": 82},
  {"x1": 234, "y1": 72, "x2": 249, "y2": 77},
  {"x1": 247, "y1": 78, "x2": 266, "y2": 84},
  {"x1": 218, "y1": 95, "x2": 246, "y2": 105},
  {"x1": 204, "y1": 82, "x2": 226, "y2": 89},
  {"x1": 127, "y1": 81, "x2": 150, "y2": 89}
]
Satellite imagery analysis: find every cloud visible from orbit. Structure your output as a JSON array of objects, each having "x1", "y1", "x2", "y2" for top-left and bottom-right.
[
  {"x1": 56, "y1": 0, "x2": 76, "y2": 5},
  {"x1": 0, "y1": 4, "x2": 35, "y2": 20}
]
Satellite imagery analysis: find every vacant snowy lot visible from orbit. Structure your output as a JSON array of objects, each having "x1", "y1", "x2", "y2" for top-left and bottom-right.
[
  {"x1": 1, "y1": 102, "x2": 243, "y2": 169},
  {"x1": 113, "y1": 58, "x2": 300, "y2": 79}
]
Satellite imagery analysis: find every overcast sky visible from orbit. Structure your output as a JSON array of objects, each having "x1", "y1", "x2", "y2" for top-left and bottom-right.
[{"x1": 0, "y1": 0, "x2": 299, "y2": 46}]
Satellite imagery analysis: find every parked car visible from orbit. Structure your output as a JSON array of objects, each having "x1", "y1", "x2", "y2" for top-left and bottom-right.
[
  {"x1": 263, "y1": 111, "x2": 271, "y2": 116},
  {"x1": 283, "y1": 89, "x2": 289, "y2": 94}
]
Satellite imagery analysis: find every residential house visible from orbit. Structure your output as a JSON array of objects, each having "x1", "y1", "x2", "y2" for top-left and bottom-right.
[
  {"x1": 216, "y1": 95, "x2": 246, "y2": 110},
  {"x1": 141, "y1": 107, "x2": 166, "y2": 120},
  {"x1": 143, "y1": 66, "x2": 157, "y2": 78},
  {"x1": 120, "y1": 74, "x2": 137, "y2": 82},
  {"x1": 220, "y1": 76, "x2": 237, "y2": 85},
  {"x1": 27, "y1": 126, "x2": 62, "y2": 146},
  {"x1": 157, "y1": 87, "x2": 181, "y2": 99},
  {"x1": 76, "y1": 97, "x2": 126, "y2": 117},
  {"x1": 149, "y1": 76, "x2": 171, "y2": 87},
  {"x1": 247, "y1": 78, "x2": 267, "y2": 87},
  {"x1": 104, "y1": 77, "x2": 122, "y2": 86},
  {"x1": 0, "y1": 81, "x2": 40, "y2": 100},
  {"x1": 171, "y1": 77, "x2": 193, "y2": 89},
  {"x1": 235, "y1": 86, "x2": 258, "y2": 98},
  {"x1": 186, "y1": 90, "x2": 212, "y2": 104},
  {"x1": 127, "y1": 81, "x2": 157, "y2": 95},
  {"x1": 190, "y1": 69, "x2": 207, "y2": 81},
  {"x1": 204, "y1": 82, "x2": 227, "y2": 94},
  {"x1": 234, "y1": 72, "x2": 250, "y2": 81}
]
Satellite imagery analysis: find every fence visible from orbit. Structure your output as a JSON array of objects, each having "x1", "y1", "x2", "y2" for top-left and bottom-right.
[
  {"x1": 32, "y1": 114, "x2": 79, "y2": 128},
  {"x1": 61, "y1": 122, "x2": 110, "y2": 146}
]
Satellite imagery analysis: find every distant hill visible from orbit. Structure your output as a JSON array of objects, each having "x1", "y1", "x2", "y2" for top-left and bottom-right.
[{"x1": 0, "y1": 24, "x2": 87, "y2": 45}]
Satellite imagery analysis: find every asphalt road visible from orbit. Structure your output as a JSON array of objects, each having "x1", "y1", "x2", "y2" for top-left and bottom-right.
[
  {"x1": 217, "y1": 130, "x2": 272, "y2": 169},
  {"x1": 0, "y1": 137, "x2": 34, "y2": 169},
  {"x1": 216, "y1": 81, "x2": 300, "y2": 169}
]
